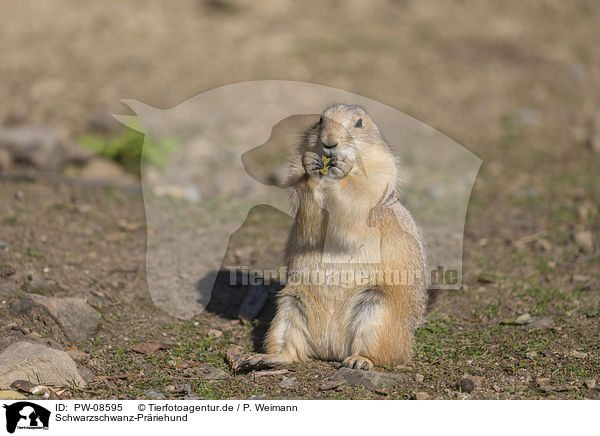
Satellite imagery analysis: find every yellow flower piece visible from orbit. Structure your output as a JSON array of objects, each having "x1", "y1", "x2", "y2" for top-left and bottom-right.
[{"x1": 319, "y1": 155, "x2": 332, "y2": 175}]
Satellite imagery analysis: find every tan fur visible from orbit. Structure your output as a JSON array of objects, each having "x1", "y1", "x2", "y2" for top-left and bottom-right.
[{"x1": 241, "y1": 104, "x2": 427, "y2": 371}]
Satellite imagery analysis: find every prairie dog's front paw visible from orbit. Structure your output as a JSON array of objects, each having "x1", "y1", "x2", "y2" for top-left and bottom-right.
[
  {"x1": 326, "y1": 155, "x2": 353, "y2": 179},
  {"x1": 302, "y1": 151, "x2": 324, "y2": 176},
  {"x1": 236, "y1": 353, "x2": 289, "y2": 372}
]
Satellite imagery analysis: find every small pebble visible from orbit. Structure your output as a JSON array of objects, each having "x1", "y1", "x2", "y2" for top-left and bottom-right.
[
  {"x1": 144, "y1": 389, "x2": 165, "y2": 399},
  {"x1": 415, "y1": 373, "x2": 424, "y2": 384},
  {"x1": 28, "y1": 332, "x2": 42, "y2": 341},
  {"x1": 415, "y1": 392, "x2": 429, "y2": 400},
  {"x1": 248, "y1": 394, "x2": 266, "y2": 400},
  {"x1": 206, "y1": 329, "x2": 223, "y2": 339},
  {"x1": 279, "y1": 377, "x2": 297, "y2": 389},
  {"x1": 584, "y1": 379, "x2": 596, "y2": 390},
  {"x1": 459, "y1": 378, "x2": 474, "y2": 393}
]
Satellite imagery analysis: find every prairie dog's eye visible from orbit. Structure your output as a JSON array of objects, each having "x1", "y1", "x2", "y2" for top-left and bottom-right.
[
  {"x1": 354, "y1": 118, "x2": 363, "y2": 128},
  {"x1": 319, "y1": 116, "x2": 323, "y2": 124}
]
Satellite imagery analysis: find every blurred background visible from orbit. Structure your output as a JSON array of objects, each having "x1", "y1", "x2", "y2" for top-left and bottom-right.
[{"x1": 0, "y1": 0, "x2": 598, "y2": 399}]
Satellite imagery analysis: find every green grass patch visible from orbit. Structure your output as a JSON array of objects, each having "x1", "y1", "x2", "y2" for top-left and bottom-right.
[{"x1": 77, "y1": 128, "x2": 179, "y2": 174}]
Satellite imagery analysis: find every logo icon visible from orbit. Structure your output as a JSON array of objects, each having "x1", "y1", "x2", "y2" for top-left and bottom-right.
[{"x1": 2, "y1": 402, "x2": 50, "y2": 434}]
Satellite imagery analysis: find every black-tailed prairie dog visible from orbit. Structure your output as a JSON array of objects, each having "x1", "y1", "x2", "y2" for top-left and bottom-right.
[{"x1": 240, "y1": 104, "x2": 427, "y2": 371}]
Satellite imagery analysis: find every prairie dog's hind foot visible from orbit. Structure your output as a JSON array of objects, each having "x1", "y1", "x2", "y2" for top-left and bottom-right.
[{"x1": 342, "y1": 355, "x2": 373, "y2": 371}]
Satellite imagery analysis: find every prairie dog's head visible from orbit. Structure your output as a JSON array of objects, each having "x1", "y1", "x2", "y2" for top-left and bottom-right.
[{"x1": 313, "y1": 104, "x2": 387, "y2": 164}]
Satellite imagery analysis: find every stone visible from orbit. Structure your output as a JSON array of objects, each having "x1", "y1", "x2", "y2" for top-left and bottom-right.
[
  {"x1": 225, "y1": 345, "x2": 245, "y2": 370},
  {"x1": 278, "y1": 377, "x2": 296, "y2": 389},
  {"x1": 0, "y1": 125, "x2": 90, "y2": 170},
  {"x1": 77, "y1": 366, "x2": 95, "y2": 382},
  {"x1": 568, "y1": 350, "x2": 588, "y2": 359},
  {"x1": 459, "y1": 378, "x2": 474, "y2": 393},
  {"x1": 584, "y1": 379, "x2": 596, "y2": 390},
  {"x1": 248, "y1": 393, "x2": 266, "y2": 400},
  {"x1": 574, "y1": 231, "x2": 594, "y2": 254},
  {"x1": 206, "y1": 329, "x2": 223, "y2": 339},
  {"x1": 0, "y1": 390, "x2": 27, "y2": 400},
  {"x1": 25, "y1": 295, "x2": 101, "y2": 342},
  {"x1": 238, "y1": 285, "x2": 268, "y2": 322},
  {"x1": 66, "y1": 349, "x2": 89, "y2": 364},
  {"x1": 526, "y1": 316, "x2": 555, "y2": 330},
  {"x1": 25, "y1": 271, "x2": 46, "y2": 292},
  {"x1": 534, "y1": 238, "x2": 552, "y2": 252},
  {"x1": 327, "y1": 367, "x2": 407, "y2": 391},
  {"x1": 320, "y1": 379, "x2": 347, "y2": 391},
  {"x1": 0, "y1": 284, "x2": 19, "y2": 297},
  {"x1": 0, "y1": 148, "x2": 12, "y2": 170},
  {"x1": 144, "y1": 389, "x2": 165, "y2": 399},
  {"x1": 501, "y1": 313, "x2": 532, "y2": 325},
  {"x1": 415, "y1": 392, "x2": 429, "y2": 400},
  {"x1": 198, "y1": 364, "x2": 228, "y2": 380},
  {"x1": 414, "y1": 373, "x2": 425, "y2": 384},
  {"x1": 77, "y1": 157, "x2": 137, "y2": 187},
  {"x1": 0, "y1": 342, "x2": 85, "y2": 389}
]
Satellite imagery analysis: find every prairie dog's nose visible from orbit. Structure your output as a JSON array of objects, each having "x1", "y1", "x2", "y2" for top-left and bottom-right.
[{"x1": 321, "y1": 133, "x2": 338, "y2": 148}]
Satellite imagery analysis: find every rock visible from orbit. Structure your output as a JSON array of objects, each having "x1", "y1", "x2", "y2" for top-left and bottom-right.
[
  {"x1": 459, "y1": 378, "x2": 474, "y2": 393},
  {"x1": 77, "y1": 157, "x2": 137, "y2": 187},
  {"x1": 568, "y1": 350, "x2": 588, "y2": 359},
  {"x1": 414, "y1": 373, "x2": 425, "y2": 384},
  {"x1": 0, "y1": 284, "x2": 19, "y2": 297},
  {"x1": 144, "y1": 389, "x2": 165, "y2": 399},
  {"x1": 584, "y1": 379, "x2": 596, "y2": 389},
  {"x1": 0, "y1": 125, "x2": 90, "y2": 170},
  {"x1": 0, "y1": 341, "x2": 86, "y2": 389},
  {"x1": 415, "y1": 392, "x2": 429, "y2": 400},
  {"x1": 225, "y1": 345, "x2": 245, "y2": 370},
  {"x1": 88, "y1": 108, "x2": 125, "y2": 135},
  {"x1": 327, "y1": 367, "x2": 407, "y2": 391},
  {"x1": 248, "y1": 393, "x2": 266, "y2": 400},
  {"x1": 66, "y1": 349, "x2": 89, "y2": 364},
  {"x1": 574, "y1": 231, "x2": 594, "y2": 254},
  {"x1": 534, "y1": 238, "x2": 552, "y2": 252},
  {"x1": 0, "y1": 148, "x2": 12, "y2": 170},
  {"x1": 572, "y1": 275, "x2": 590, "y2": 283},
  {"x1": 198, "y1": 364, "x2": 228, "y2": 380},
  {"x1": 0, "y1": 390, "x2": 27, "y2": 400},
  {"x1": 526, "y1": 316, "x2": 555, "y2": 330},
  {"x1": 206, "y1": 329, "x2": 223, "y2": 339},
  {"x1": 320, "y1": 379, "x2": 347, "y2": 391},
  {"x1": 25, "y1": 271, "x2": 46, "y2": 292},
  {"x1": 77, "y1": 366, "x2": 95, "y2": 382},
  {"x1": 24, "y1": 295, "x2": 101, "y2": 342},
  {"x1": 278, "y1": 377, "x2": 296, "y2": 389},
  {"x1": 537, "y1": 378, "x2": 553, "y2": 393},
  {"x1": 525, "y1": 351, "x2": 538, "y2": 359},
  {"x1": 238, "y1": 285, "x2": 268, "y2": 322},
  {"x1": 501, "y1": 313, "x2": 532, "y2": 325},
  {"x1": 586, "y1": 113, "x2": 600, "y2": 155},
  {"x1": 10, "y1": 379, "x2": 37, "y2": 393}
]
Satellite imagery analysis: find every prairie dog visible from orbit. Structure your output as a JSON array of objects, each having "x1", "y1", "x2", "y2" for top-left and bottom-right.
[{"x1": 240, "y1": 104, "x2": 427, "y2": 371}]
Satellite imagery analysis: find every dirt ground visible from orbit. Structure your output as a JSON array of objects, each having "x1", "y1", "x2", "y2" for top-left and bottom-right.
[{"x1": 1, "y1": 0, "x2": 599, "y2": 399}]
